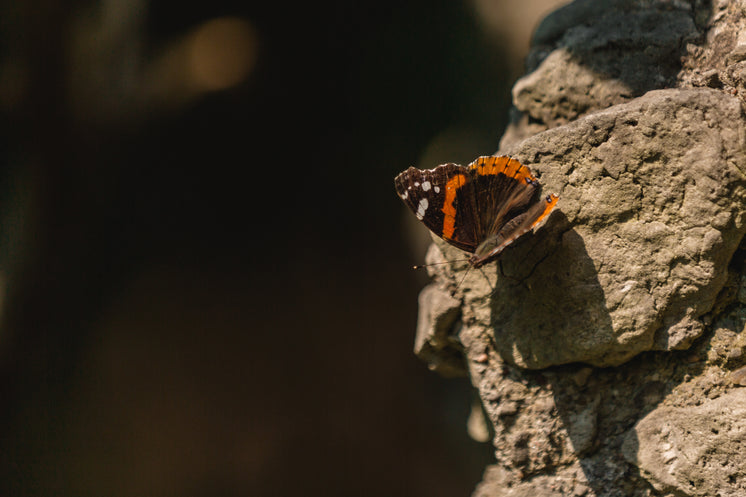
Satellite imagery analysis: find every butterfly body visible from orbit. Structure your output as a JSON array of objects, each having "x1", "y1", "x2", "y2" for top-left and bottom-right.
[{"x1": 395, "y1": 156, "x2": 558, "y2": 269}]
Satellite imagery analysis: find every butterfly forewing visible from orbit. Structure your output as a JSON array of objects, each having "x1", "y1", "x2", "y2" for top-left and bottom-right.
[{"x1": 395, "y1": 164, "x2": 479, "y2": 252}]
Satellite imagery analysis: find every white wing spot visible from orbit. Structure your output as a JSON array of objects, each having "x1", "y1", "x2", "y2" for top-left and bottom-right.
[
  {"x1": 399, "y1": 190, "x2": 408, "y2": 200},
  {"x1": 433, "y1": 185, "x2": 440, "y2": 193},
  {"x1": 414, "y1": 181, "x2": 420, "y2": 187},
  {"x1": 416, "y1": 198, "x2": 429, "y2": 220},
  {"x1": 421, "y1": 181, "x2": 431, "y2": 191}
]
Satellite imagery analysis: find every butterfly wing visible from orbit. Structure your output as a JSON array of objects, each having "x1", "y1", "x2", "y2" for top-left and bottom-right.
[
  {"x1": 467, "y1": 156, "x2": 541, "y2": 237},
  {"x1": 394, "y1": 163, "x2": 480, "y2": 253},
  {"x1": 465, "y1": 156, "x2": 559, "y2": 265},
  {"x1": 395, "y1": 156, "x2": 559, "y2": 262}
]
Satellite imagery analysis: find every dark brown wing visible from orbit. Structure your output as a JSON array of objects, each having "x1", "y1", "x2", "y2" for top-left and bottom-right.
[
  {"x1": 394, "y1": 163, "x2": 480, "y2": 253},
  {"x1": 395, "y1": 156, "x2": 559, "y2": 260},
  {"x1": 466, "y1": 156, "x2": 543, "y2": 240},
  {"x1": 465, "y1": 156, "x2": 559, "y2": 266}
]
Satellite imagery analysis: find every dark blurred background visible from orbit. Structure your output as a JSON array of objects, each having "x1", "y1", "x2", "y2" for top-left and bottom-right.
[{"x1": 0, "y1": 1, "x2": 564, "y2": 495}]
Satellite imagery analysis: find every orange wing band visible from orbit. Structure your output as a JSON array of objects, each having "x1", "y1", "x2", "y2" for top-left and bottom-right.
[
  {"x1": 532, "y1": 193, "x2": 559, "y2": 228},
  {"x1": 442, "y1": 173, "x2": 467, "y2": 239},
  {"x1": 472, "y1": 156, "x2": 537, "y2": 184}
]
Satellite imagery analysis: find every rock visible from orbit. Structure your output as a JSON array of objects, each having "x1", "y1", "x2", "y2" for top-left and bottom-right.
[
  {"x1": 531, "y1": 0, "x2": 634, "y2": 46},
  {"x1": 514, "y1": 6, "x2": 698, "y2": 128},
  {"x1": 405, "y1": 0, "x2": 746, "y2": 495},
  {"x1": 412, "y1": 280, "x2": 466, "y2": 377},
  {"x1": 512, "y1": 49, "x2": 634, "y2": 127},
  {"x1": 467, "y1": 396, "x2": 491, "y2": 443},
  {"x1": 440, "y1": 88, "x2": 746, "y2": 369},
  {"x1": 622, "y1": 389, "x2": 746, "y2": 497},
  {"x1": 570, "y1": 367, "x2": 593, "y2": 387},
  {"x1": 679, "y1": 0, "x2": 746, "y2": 92},
  {"x1": 473, "y1": 462, "x2": 591, "y2": 497},
  {"x1": 730, "y1": 365, "x2": 746, "y2": 386},
  {"x1": 565, "y1": 398, "x2": 599, "y2": 456},
  {"x1": 473, "y1": 368, "x2": 592, "y2": 474}
]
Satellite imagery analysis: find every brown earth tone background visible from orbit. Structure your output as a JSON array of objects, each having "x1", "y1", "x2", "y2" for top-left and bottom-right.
[
  {"x1": 6, "y1": 1, "x2": 743, "y2": 496},
  {"x1": 0, "y1": 1, "x2": 566, "y2": 496}
]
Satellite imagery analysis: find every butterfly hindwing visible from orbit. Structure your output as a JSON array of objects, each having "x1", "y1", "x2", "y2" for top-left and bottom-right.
[{"x1": 469, "y1": 156, "x2": 541, "y2": 238}]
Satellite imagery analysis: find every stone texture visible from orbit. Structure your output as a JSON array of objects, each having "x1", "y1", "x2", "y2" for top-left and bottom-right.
[
  {"x1": 473, "y1": 463, "x2": 592, "y2": 497},
  {"x1": 461, "y1": 305, "x2": 746, "y2": 497},
  {"x1": 502, "y1": 0, "x2": 699, "y2": 148},
  {"x1": 426, "y1": 88, "x2": 746, "y2": 370},
  {"x1": 680, "y1": 0, "x2": 746, "y2": 94},
  {"x1": 530, "y1": 0, "x2": 635, "y2": 46},
  {"x1": 404, "y1": 1, "x2": 746, "y2": 496},
  {"x1": 412, "y1": 275, "x2": 465, "y2": 377},
  {"x1": 622, "y1": 389, "x2": 746, "y2": 497},
  {"x1": 514, "y1": 8, "x2": 697, "y2": 128}
]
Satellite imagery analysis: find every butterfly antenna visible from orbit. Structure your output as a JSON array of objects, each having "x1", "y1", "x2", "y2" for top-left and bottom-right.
[
  {"x1": 409, "y1": 258, "x2": 471, "y2": 297},
  {"x1": 411, "y1": 258, "x2": 470, "y2": 270},
  {"x1": 451, "y1": 266, "x2": 471, "y2": 297}
]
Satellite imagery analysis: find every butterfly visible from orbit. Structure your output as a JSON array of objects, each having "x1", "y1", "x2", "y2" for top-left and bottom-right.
[{"x1": 395, "y1": 156, "x2": 558, "y2": 269}]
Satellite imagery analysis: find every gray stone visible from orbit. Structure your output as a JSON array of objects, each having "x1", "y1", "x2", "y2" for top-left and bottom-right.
[
  {"x1": 405, "y1": 1, "x2": 746, "y2": 495},
  {"x1": 565, "y1": 398, "x2": 599, "y2": 456},
  {"x1": 622, "y1": 389, "x2": 746, "y2": 496},
  {"x1": 473, "y1": 462, "x2": 591, "y2": 497},
  {"x1": 730, "y1": 365, "x2": 746, "y2": 386},
  {"x1": 413, "y1": 279, "x2": 466, "y2": 377},
  {"x1": 514, "y1": 7, "x2": 698, "y2": 128},
  {"x1": 531, "y1": 0, "x2": 635, "y2": 46},
  {"x1": 438, "y1": 88, "x2": 746, "y2": 369},
  {"x1": 512, "y1": 49, "x2": 635, "y2": 127}
]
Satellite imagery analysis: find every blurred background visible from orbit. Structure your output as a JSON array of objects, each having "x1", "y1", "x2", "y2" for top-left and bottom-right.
[{"x1": 0, "y1": 0, "x2": 565, "y2": 495}]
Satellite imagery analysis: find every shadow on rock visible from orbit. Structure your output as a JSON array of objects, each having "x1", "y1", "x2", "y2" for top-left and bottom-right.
[
  {"x1": 511, "y1": 0, "x2": 700, "y2": 129},
  {"x1": 486, "y1": 212, "x2": 617, "y2": 368}
]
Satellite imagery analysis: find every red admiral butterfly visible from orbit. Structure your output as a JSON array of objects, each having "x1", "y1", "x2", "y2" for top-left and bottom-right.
[{"x1": 395, "y1": 156, "x2": 558, "y2": 269}]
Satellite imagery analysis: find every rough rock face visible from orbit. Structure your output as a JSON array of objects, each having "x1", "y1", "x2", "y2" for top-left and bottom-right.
[
  {"x1": 500, "y1": 0, "x2": 701, "y2": 148},
  {"x1": 622, "y1": 389, "x2": 746, "y2": 496},
  {"x1": 513, "y1": 4, "x2": 698, "y2": 128},
  {"x1": 408, "y1": 0, "x2": 746, "y2": 496},
  {"x1": 412, "y1": 283, "x2": 464, "y2": 377},
  {"x1": 426, "y1": 88, "x2": 746, "y2": 370},
  {"x1": 461, "y1": 305, "x2": 746, "y2": 497}
]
